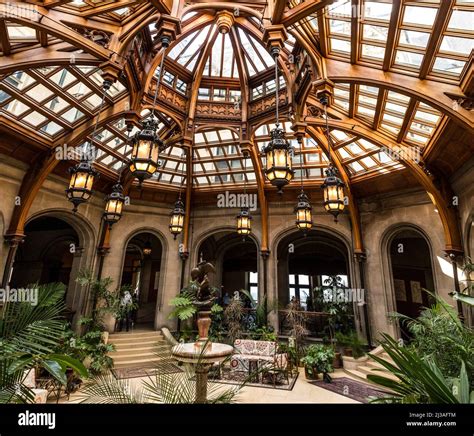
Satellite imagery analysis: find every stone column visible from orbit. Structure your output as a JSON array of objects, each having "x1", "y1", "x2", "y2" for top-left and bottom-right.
[{"x1": 1, "y1": 234, "x2": 24, "y2": 288}]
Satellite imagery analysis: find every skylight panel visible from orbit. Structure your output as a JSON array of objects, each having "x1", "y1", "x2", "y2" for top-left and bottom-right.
[
  {"x1": 23, "y1": 111, "x2": 46, "y2": 127},
  {"x1": 403, "y1": 6, "x2": 438, "y2": 27},
  {"x1": 440, "y1": 36, "x2": 474, "y2": 55},
  {"x1": 395, "y1": 50, "x2": 424, "y2": 68},
  {"x1": 363, "y1": 2, "x2": 392, "y2": 21},
  {"x1": 362, "y1": 44, "x2": 385, "y2": 60},
  {"x1": 432, "y1": 57, "x2": 466, "y2": 75},
  {"x1": 26, "y1": 84, "x2": 54, "y2": 102},
  {"x1": 362, "y1": 24, "x2": 389, "y2": 41},
  {"x1": 448, "y1": 10, "x2": 474, "y2": 31},
  {"x1": 5, "y1": 72, "x2": 34, "y2": 90},
  {"x1": 3, "y1": 99, "x2": 29, "y2": 116},
  {"x1": 399, "y1": 30, "x2": 430, "y2": 48}
]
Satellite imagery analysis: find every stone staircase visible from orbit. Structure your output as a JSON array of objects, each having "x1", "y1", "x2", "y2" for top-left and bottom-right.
[
  {"x1": 108, "y1": 329, "x2": 172, "y2": 369},
  {"x1": 343, "y1": 346, "x2": 400, "y2": 385}
]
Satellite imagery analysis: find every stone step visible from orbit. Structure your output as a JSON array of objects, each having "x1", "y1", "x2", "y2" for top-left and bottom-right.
[
  {"x1": 112, "y1": 351, "x2": 169, "y2": 362},
  {"x1": 113, "y1": 357, "x2": 171, "y2": 368},
  {"x1": 110, "y1": 345, "x2": 170, "y2": 356},
  {"x1": 109, "y1": 338, "x2": 165, "y2": 347},
  {"x1": 365, "y1": 360, "x2": 391, "y2": 370},
  {"x1": 113, "y1": 339, "x2": 168, "y2": 348},
  {"x1": 357, "y1": 365, "x2": 399, "y2": 381},
  {"x1": 109, "y1": 332, "x2": 163, "y2": 341}
]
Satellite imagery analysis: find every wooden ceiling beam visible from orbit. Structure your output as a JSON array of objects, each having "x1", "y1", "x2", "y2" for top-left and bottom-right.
[
  {"x1": 281, "y1": 1, "x2": 336, "y2": 28},
  {"x1": 307, "y1": 125, "x2": 364, "y2": 255},
  {"x1": 0, "y1": 20, "x2": 11, "y2": 56},
  {"x1": 419, "y1": 0, "x2": 455, "y2": 79},
  {"x1": 326, "y1": 59, "x2": 474, "y2": 132},
  {"x1": 305, "y1": 105, "x2": 463, "y2": 253},
  {"x1": 271, "y1": 0, "x2": 287, "y2": 25},
  {"x1": 350, "y1": 0, "x2": 359, "y2": 65},
  {"x1": 382, "y1": 0, "x2": 401, "y2": 71}
]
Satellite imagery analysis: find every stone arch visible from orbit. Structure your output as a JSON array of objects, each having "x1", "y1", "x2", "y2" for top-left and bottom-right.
[
  {"x1": 20, "y1": 209, "x2": 97, "y2": 324},
  {"x1": 193, "y1": 227, "x2": 261, "y2": 302},
  {"x1": 380, "y1": 223, "x2": 437, "y2": 338},
  {"x1": 118, "y1": 227, "x2": 169, "y2": 330}
]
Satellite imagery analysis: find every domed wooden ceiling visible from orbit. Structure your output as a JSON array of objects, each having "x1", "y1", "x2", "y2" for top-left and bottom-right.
[{"x1": 0, "y1": 0, "x2": 472, "y2": 200}]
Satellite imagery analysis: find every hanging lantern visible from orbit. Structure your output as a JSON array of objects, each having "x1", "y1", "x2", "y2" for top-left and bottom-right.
[
  {"x1": 143, "y1": 239, "x2": 152, "y2": 256},
  {"x1": 103, "y1": 183, "x2": 125, "y2": 226},
  {"x1": 321, "y1": 164, "x2": 345, "y2": 221},
  {"x1": 262, "y1": 125, "x2": 294, "y2": 194},
  {"x1": 295, "y1": 191, "x2": 313, "y2": 234},
  {"x1": 169, "y1": 198, "x2": 185, "y2": 239},
  {"x1": 236, "y1": 207, "x2": 252, "y2": 236},
  {"x1": 129, "y1": 119, "x2": 162, "y2": 183},
  {"x1": 66, "y1": 161, "x2": 99, "y2": 212}
]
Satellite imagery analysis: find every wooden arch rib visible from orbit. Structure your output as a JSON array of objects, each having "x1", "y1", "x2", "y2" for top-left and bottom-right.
[
  {"x1": 305, "y1": 114, "x2": 463, "y2": 253},
  {"x1": 5, "y1": 97, "x2": 130, "y2": 239},
  {"x1": 0, "y1": 4, "x2": 115, "y2": 61},
  {"x1": 306, "y1": 126, "x2": 364, "y2": 255}
]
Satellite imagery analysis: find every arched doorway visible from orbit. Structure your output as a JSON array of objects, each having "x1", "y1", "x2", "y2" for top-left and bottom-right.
[
  {"x1": 276, "y1": 230, "x2": 354, "y2": 337},
  {"x1": 389, "y1": 228, "x2": 435, "y2": 339},
  {"x1": 120, "y1": 232, "x2": 163, "y2": 326},
  {"x1": 10, "y1": 216, "x2": 79, "y2": 292},
  {"x1": 198, "y1": 231, "x2": 259, "y2": 305},
  {"x1": 10, "y1": 216, "x2": 83, "y2": 320}
]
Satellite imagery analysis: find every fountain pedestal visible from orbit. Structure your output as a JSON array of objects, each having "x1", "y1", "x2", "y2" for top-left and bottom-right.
[{"x1": 171, "y1": 342, "x2": 233, "y2": 403}]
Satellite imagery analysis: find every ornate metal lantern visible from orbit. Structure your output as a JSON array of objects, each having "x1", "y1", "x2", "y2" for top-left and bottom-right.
[
  {"x1": 236, "y1": 207, "x2": 252, "y2": 236},
  {"x1": 263, "y1": 126, "x2": 294, "y2": 194},
  {"x1": 322, "y1": 164, "x2": 345, "y2": 221},
  {"x1": 169, "y1": 198, "x2": 185, "y2": 239},
  {"x1": 129, "y1": 119, "x2": 162, "y2": 183},
  {"x1": 103, "y1": 183, "x2": 125, "y2": 226},
  {"x1": 295, "y1": 190, "x2": 313, "y2": 234},
  {"x1": 66, "y1": 161, "x2": 99, "y2": 212}
]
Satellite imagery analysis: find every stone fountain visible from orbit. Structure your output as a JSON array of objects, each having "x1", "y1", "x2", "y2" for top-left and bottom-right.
[{"x1": 171, "y1": 259, "x2": 233, "y2": 403}]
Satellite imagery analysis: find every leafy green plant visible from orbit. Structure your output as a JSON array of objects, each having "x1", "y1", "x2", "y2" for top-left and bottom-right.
[
  {"x1": 0, "y1": 282, "x2": 88, "y2": 403},
  {"x1": 224, "y1": 295, "x2": 244, "y2": 344},
  {"x1": 249, "y1": 326, "x2": 277, "y2": 342},
  {"x1": 368, "y1": 334, "x2": 473, "y2": 404},
  {"x1": 300, "y1": 344, "x2": 335, "y2": 376},
  {"x1": 76, "y1": 270, "x2": 123, "y2": 329},
  {"x1": 335, "y1": 331, "x2": 366, "y2": 358},
  {"x1": 391, "y1": 291, "x2": 473, "y2": 384},
  {"x1": 79, "y1": 348, "x2": 243, "y2": 404}
]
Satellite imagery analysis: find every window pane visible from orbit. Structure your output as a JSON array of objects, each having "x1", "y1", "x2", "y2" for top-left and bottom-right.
[
  {"x1": 403, "y1": 6, "x2": 437, "y2": 27},
  {"x1": 448, "y1": 10, "x2": 474, "y2": 31},
  {"x1": 330, "y1": 38, "x2": 351, "y2": 53},
  {"x1": 432, "y1": 57, "x2": 466, "y2": 75},
  {"x1": 299, "y1": 275, "x2": 309, "y2": 285},
  {"x1": 440, "y1": 36, "x2": 474, "y2": 55},
  {"x1": 364, "y1": 2, "x2": 392, "y2": 20},
  {"x1": 289, "y1": 274, "x2": 295, "y2": 285},
  {"x1": 399, "y1": 30, "x2": 430, "y2": 48},
  {"x1": 362, "y1": 24, "x2": 388, "y2": 41},
  {"x1": 362, "y1": 44, "x2": 385, "y2": 59},
  {"x1": 395, "y1": 50, "x2": 424, "y2": 67}
]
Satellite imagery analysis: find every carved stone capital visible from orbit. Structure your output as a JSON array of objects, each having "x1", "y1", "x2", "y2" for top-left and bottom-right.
[
  {"x1": 260, "y1": 249, "x2": 270, "y2": 260},
  {"x1": 353, "y1": 250, "x2": 367, "y2": 263},
  {"x1": 180, "y1": 251, "x2": 189, "y2": 261},
  {"x1": 4, "y1": 233, "x2": 25, "y2": 248}
]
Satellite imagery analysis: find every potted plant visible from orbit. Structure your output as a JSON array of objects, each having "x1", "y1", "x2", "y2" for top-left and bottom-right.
[
  {"x1": 337, "y1": 331, "x2": 369, "y2": 370},
  {"x1": 301, "y1": 344, "x2": 335, "y2": 380}
]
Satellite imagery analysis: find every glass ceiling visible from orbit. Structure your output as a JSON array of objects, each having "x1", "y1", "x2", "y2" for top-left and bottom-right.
[
  {"x1": 295, "y1": 0, "x2": 474, "y2": 83},
  {"x1": 168, "y1": 24, "x2": 276, "y2": 78},
  {"x1": 0, "y1": 0, "x2": 470, "y2": 194}
]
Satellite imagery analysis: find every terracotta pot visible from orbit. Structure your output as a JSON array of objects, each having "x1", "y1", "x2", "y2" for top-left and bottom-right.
[
  {"x1": 344, "y1": 347, "x2": 353, "y2": 357},
  {"x1": 304, "y1": 366, "x2": 319, "y2": 380},
  {"x1": 333, "y1": 352, "x2": 342, "y2": 368}
]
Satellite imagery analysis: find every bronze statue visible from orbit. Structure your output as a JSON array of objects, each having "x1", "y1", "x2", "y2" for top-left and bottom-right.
[{"x1": 190, "y1": 259, "x2": 216, "y2": 308}]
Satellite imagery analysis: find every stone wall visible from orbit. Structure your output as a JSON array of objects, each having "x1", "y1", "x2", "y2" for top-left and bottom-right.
[{"x1": 1, "y1": 153, "x2": 470, "y2": 337}]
